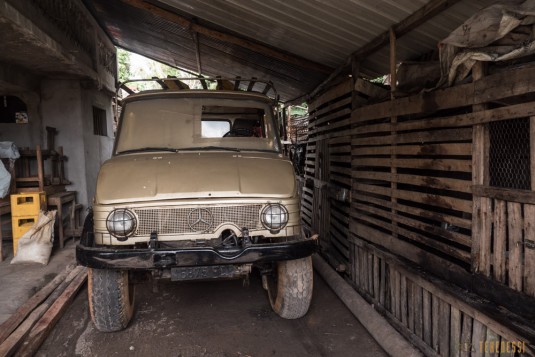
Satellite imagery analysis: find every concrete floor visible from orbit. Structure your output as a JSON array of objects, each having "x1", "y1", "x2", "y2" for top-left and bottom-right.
[
  {"x1": 37, "y1": 270, "x2": 387, "y2": 357},
  {"x1": 0, "y1": 240, "x2": 76, "y2": 324}
]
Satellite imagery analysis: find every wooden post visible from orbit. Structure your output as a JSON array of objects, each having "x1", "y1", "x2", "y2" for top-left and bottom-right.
[
  {"x1": 471, "y1": 320, "x2": 487, "y2": 355},
  {"x1": 350, "y1": 56, "x2": 360, "y2": 280},
  {"x1": 460, "y1": 314, "x2": 473, "y2": 357},
  {"x1": 389, "y1": 28, "x2": 399, "y2": 240},
  {"x1": 531, "y1": 116, "x2": 535, "y2": 191},
  {"x1": 36, "y1": 145, "x2": 44, "y2": 192},
  {"x1": 493, "y1": 199, "x2": 506, "y2": 283},
  {"x1": 389, "y1": 28, "x2": 397, "y2": 98},
  {"x1": 527, "y1": 117, "x2": 535, "y2": 297},
  {"x1": 471, "y1": 62, "x2": 490, "y2": 275},
  {"x1": 507, "y1": 202, "x2": 523, "y2": 291},
  {"x1": 351, "y1": 56, "x2": 361, "y2": 110},
  {"x1": 431, "y1": 295, "x2": 440, "y2": 351},
  {"x1": 523, "y1": 204, "x2": 535, "y2": 297},
  {"x1": 450, "y1": 306, "x2": 462, "y2": 357},
  {"x1": 422, "y1": 289, "x2": 432, "y2": 345},
  {"x1": 58, "y1": 146, "x2": 65, "y2": 184}
]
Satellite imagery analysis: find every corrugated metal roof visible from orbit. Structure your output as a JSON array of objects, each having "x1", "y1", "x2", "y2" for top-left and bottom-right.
[{"x1": 84, "y1": 0, "x2": 499, "y2": 101}]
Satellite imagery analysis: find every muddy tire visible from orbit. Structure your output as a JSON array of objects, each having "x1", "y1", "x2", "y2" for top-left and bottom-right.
[
  {"x1": 267, "y1": 256, "x2": 313, "y2": 319},
  {"x1": 88, "y1": 268, "x2": 135, "y2": 332}
]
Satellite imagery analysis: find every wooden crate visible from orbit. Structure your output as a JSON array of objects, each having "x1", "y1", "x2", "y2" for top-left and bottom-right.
[
  {"x1": 10, "y1": 192, "x2": 46, "y2": 217},
  {"x1": 11, "y1": 215, "x2": 38, "y2": 255}
]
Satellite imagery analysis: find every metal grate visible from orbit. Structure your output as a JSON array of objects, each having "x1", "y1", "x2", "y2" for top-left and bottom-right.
[
  {"x1": 93, "y1": 106, "x2": 107, "y2": 136},
  {"x1": 489, "y1": 118, "x2": 531, "y2": 190},
  {"x1": 134, "y1": 205, "x2": 263, "y2": 235}
]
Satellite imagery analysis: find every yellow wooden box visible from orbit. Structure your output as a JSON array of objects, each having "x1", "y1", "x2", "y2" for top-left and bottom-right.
[
  {"x1": 12, "y1": 215, "x2": 38, "y2": 255},
  {"x1": 10, "y1": 192, "x2": 46, "y2": 217}
]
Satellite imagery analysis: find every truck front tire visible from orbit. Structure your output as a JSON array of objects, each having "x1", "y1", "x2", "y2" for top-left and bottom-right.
[
  {"x1": 88, "y1": 268, "x2": 134, "y2": 332},
  {"x1": 267, "y1": 256, "x2": 313, "y2": 319}
]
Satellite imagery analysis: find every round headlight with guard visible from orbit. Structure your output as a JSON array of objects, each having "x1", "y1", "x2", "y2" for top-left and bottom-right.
[
  {"x1": 106, "y1": 209, "x2": 137, "y2": 240},
  {"x1": 261, "y1": 204, "x2": 289, "y2": 233}
]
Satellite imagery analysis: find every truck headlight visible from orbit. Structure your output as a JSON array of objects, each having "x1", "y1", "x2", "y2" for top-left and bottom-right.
[
  {"x1": 106, "y1": 209, "x2": 136, "y2": 239},
  {"x1": 261, "y1": 204, "x2": 288, "y2": 233}
]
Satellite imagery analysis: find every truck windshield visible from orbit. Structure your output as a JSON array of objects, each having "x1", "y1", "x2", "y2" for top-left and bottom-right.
[{"x1": 115, "y1": 97, "x2": 280, "y2": 154}]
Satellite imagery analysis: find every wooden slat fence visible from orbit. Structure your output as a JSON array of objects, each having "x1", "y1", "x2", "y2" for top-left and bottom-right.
[
  {"x1": 303, "y1": 79, "x2": 352, "y2": 273},
  {"x1": 351, "y1": 237, "x2": 534, "y2": 356},
  {"x1": 302, "y1": 63, "x2": 535, "y2": 355},
  {"x1": 472, "y1": 188, "x2": 535, "y2": 298}
]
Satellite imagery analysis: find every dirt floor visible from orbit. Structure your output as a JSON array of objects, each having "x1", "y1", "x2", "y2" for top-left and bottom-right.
[{"x1": 37, "y1": 270, "x2": 387, "y2": 357}]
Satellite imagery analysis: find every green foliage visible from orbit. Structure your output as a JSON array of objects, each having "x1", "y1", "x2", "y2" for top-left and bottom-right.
[
  {"x1": 289, "y1": 104, "x2": 308, "y2": 117},
  {"x1": 370, "y1": 75, "x2": 387, "y2": 85},
  {"x1": 117, "y1": 48, "x2": 132, "y2": 83}
]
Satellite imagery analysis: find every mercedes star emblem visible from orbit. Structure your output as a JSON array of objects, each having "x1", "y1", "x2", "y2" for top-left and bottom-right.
[{"x1": 187, "y1": 208, "x2": 213, "y2": 232}]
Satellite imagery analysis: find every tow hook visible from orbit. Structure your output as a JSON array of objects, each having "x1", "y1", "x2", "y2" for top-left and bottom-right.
[
  {"x1": 149, "y1": 231, "x2": 158, "y2": 249},
  {"x1": 241, "y1": 227, "x2": 251, "y2": 247}
]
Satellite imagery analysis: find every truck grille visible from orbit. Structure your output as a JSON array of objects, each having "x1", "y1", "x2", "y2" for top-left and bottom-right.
[{"x1": 134, "y1": 205, "x2": 263, "y2": 235}]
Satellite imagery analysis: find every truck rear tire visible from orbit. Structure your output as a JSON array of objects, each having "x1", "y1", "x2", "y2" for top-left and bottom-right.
[
  {"x1": 267, "y1": 256, "x2": 313, "y2": 319},
  {"x1": 88, "y1": 268, "x2": 134, "y2": 332}
]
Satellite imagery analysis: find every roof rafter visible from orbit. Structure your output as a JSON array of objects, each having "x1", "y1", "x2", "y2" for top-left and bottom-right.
[
  {"x1": 297, "y1": 0, "x2": 463, "y2": 104},
  {"x1": 121, "y1": 0, "x2": 333, "y2": 74}
]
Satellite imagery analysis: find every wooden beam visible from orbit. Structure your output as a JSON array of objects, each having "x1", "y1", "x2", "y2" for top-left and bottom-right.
[
  {"x1": 0, "y1": 264, "x2": 75, "y2": 344},
  {"x1": 120, "y1": 83, "x2": 134, "y2": 94},
  {"x1": 121, "y1": 0, "x2": 332, "y2": 74},
  {"x1": 355, "y1": 0, "x2": 462, "y2": 60},
  {"x1": 473, "y1": 185, "x2": 535, "y2": 205},
  {"x1": 191, "y1": 29, "x2": 202, "y2": 74},
  {"x1": 0, "y1": 266, "x2": 84, "y2": 356},
  {"x1": 17, "y1": 269, "x2": 87, "y2": 357}
]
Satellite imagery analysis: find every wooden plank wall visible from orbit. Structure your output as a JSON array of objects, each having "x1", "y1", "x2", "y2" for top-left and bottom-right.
[
  {"x1": 303, "y1": 79, "x2": 353, "y2": 273},
  {"x1": 472, "y1": 188, "x2": 535, "y2": 299},
  {"x1": 302, "y1": 63, "x2": 535, "y2": 355},
  {"x1": 351, "y1": 93, "x2": 473, "y2": 269},
  {"x1": 347, "y1": 63, "x2": 535, "y2": 277}
]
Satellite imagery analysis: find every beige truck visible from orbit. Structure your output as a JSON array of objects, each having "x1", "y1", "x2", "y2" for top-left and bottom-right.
[{"x1": 76, "y1": 79, "x2": 318, "y2": 332}]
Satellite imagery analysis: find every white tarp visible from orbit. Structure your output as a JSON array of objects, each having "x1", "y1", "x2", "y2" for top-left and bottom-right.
[
  {"x1": 439, "y1": 0, "x2": 535, "y2": 86},
  {"x1": 11, "y1": 210, "x2": 57, "y2": 265},
  {"x1": 0, "y1": 162, "x2": 11, "y2": 198},
  {"x1": 0, "y1": 142, "x2": 18, "y2": 198}
]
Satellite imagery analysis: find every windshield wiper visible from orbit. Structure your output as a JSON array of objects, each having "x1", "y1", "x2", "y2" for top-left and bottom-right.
[
  {"x1": 177, "y1": 146, "x2": 241, "y2": 152},
  {"x1": 241, "y1": 148, "x2": 279, "y2": 153},
  {"x1": 116, "y1": 147, "x2": 178, "y2": 155}
]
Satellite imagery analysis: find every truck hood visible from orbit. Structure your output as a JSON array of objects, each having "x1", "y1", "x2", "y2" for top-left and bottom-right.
[{"x1": 95, "y1": 152, "x2": 296, "y2": 204}]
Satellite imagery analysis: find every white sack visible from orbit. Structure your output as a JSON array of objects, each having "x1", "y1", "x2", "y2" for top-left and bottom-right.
[
  {"x1": 0, "y1": 141, "x2": 20, "y2": 160},
  {"x1": 11, "y1": 210, "x2": 57, "y2": 265}
]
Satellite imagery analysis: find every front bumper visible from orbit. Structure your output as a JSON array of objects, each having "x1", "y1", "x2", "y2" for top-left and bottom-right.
[{"x1": 76, "y1": 238, "x2": 318, "y2": 270}]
